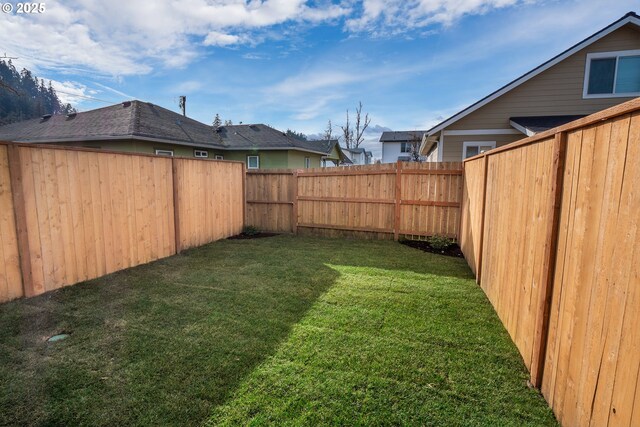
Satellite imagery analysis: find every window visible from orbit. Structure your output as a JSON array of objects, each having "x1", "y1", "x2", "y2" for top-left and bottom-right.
[
  {"x1": 400, "y1": 142, "x2": 412, "y2": 153},
  {"x1": 462, "y1": 141, "x2": 495, "y2": 160},
  {"x1": 304, "y1": 157, "x2": 310, "y2": 168},
  {"x1": 247, "y1": 155, "x2": 259, "y2": 169},
  {"x1": 584, "y1": 50, "x2": 640, "y2": 98},
  {"x1": 214, "y1": 155, "x2": 224, "y2": 160},
  {"x1": 194, "y1": 150, "x2": 208, "y2": 158},
  {"x1": 155, "y1": 149, "x2": 174, "y2": 156}
]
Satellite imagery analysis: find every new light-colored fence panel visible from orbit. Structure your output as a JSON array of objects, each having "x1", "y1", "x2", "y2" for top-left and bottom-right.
[
  {"x1": 247, "y1": 163, "x2": 463, "y2": 239},
  {"x1": 542, "y1": 112, "x2": 640, "y2": 427},
  {"x1": 400, "y1": 162, "x2": 462, "y2": 238},
  {"x1": 459, "y1": 98, "x2": 640, "y2": 427},
  {"x1": 297, "y1": 163, "x2": 397, "y2": 236},
  {"x1": 459, "y1": 158, "x2": 486, "y2": 276},
  {"x1": 246, "y1": 170, "x2": 295, "y2": 233},
  {"x1": 479, "y1": 136, "x2": 556, "y2": 371},
  {"x1": 173, "y1": 158, "x2": 244, "y2": 250},
  {"x1": 0, "y1": 145, "x2": 22, "y2": 301},
  {"x1": 12, "y1": 145, "x2": 175, "y2": 296}
]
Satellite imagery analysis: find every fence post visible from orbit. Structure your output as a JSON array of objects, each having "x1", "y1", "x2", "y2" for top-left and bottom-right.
[
  {"x1": 242, "y1": 162, "x2": 246, "y2": 229},
  {"x1": 394, "y1": 160, "x2": 402, "y2": 240},
  {"x1": 475, "y1": 154, "x2": 490, "y2": 285},
  {"x1": 530, "y1": 131, "x2": 567, "y2": 388},
  {"x1": 171, "y1": 158, "x2": 181, "y2": 253},
  {"x1": 292, "y1": 170, "x2": 298, "y2": 234},
  {"x1": 457, "y1": 162, "x2": 465, "y2": 241},
  {"x1": 6, "y1": 145, "x2": 34, "y2": 297}
]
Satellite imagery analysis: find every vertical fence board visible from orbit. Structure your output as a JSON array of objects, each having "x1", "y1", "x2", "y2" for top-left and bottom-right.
[
  {"x1": 460, "y1": 98, "x2": 640, "y2": 427},
  {"x1": 248, "y1": 163, "x2": 463, "y2": 239},
  {"x1": 0, "y1": 146, "x2": 23, "y2": 301},
  {"x1": 0, "y1": 143, "x2": 242, "y2": 303},
  {"x1": 173, "y1": 158, "x2": 244, "y2": 251}
]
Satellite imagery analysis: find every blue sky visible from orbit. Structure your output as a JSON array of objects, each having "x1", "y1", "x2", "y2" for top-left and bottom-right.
[{"x1": 0, "y1": 0, "x2": 637, "y2": 158}]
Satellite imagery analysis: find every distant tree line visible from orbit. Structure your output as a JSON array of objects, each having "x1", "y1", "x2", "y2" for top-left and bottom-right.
[{"x1": 0, "y1": 60, "x2": 74, "y2": 125}]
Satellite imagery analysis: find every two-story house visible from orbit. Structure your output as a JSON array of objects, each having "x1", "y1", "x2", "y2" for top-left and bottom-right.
[
  {"x1": 418, "y1": 11, "x2": 640, "y2": 161},
  {"x1": 379, "y1": 130, "x2": 427, "y2": 163}
]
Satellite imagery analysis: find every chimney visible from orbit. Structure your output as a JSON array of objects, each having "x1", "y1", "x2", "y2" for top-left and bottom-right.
[{"x1": 179, "y1": 96, "x2": 186, "y2": 116}]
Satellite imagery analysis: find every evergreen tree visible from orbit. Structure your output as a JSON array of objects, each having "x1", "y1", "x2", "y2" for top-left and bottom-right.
[
  {"x1": 285, "y1": 129, "x2": 307, "y2": 141},
  {"x1": 0, "y1": 60, "x2": 70, "y2": 125},
  {"x1": 212, "y1": 113, "x2": 222, "y2": 128}
]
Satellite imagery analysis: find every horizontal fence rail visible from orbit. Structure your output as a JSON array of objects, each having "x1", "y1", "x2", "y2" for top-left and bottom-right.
[
  {"x1": 460, "y1": 97, "x2": 640, "y2": 427},
  {"x1": 0, "y1": 142, "x2": 244, "y2": 303},
  {"x1": 246, "y1": 162, "x2": 463, "y2": 240}
]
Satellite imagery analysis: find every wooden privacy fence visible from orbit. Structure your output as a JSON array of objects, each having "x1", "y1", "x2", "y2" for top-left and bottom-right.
[
  {"x1": 246, "y1": 162, "x2": 463, "y2": 239},
  {"x1": 460, "y1": 98, "x2": 640, "y2": 427},
  {"x1": 0, "y1": 142, "x2": 244, "y2": 303}
]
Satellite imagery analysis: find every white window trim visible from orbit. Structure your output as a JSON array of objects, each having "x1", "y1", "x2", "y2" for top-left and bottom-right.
[
  {"x1": 247, "y1": 155, "x2": 260, "y2": 169},
  {"x1": 462, "y1": 141, "x2": 496, "y2": 160},
  {"x1": 400, "y1": 142, "x2": 412, "y2": 153},
  {"x1": 583, "y1": 49, "x2": 640, "y2": 99},
  {"x1": 155, "y1": 149, "x2": 174, "y2": 156},
  {"x1": 194, "y1": 149, "x2": 209, "y2": 158},
  {"x1": 214, "y1": 155, "x2": 224, "y2": 160}
]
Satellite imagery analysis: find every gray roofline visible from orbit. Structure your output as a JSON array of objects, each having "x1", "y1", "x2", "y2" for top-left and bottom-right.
[
  {"x1": 9, "y1": 135, "x2": 331, "y2": 155},
  {"x1": 425, "y1": 12, "x2": 640, "y2": 138}
]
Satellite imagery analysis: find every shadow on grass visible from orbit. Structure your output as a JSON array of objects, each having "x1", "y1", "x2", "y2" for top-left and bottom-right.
[{"x1": 0, "y1": 234, "x2": 476, "y2": 426}]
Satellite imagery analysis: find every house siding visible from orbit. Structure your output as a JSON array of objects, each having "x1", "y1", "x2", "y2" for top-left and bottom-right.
[
  {"x1": 381, "y1": 142, "x2": 407, "y2": 163},
  {"x1": 223, "y1": 150, "x2": 289, "y2": 169},
  {"x1": 223, "y1": 150, "x2": 322, "y2": 169},
  {"x1": 288, "y1": 150, "x2": 322, "y2": 168},
  {"x1": 425, "y1": 143, "x2": 439, "y2": 162},
  {"x1": 442, "y1": 134, "x2": 522, "y2": 162},
  {"x1": 50, "y1": 140, "x2": 224, "y2": 158},
  {"x1": 322, "y1": 145, "x2": 341, "y2": 167},
  {"x1": 47, "y1": 141, "x2": 323, "y2": 168},
  {"x1": 451, "y1": 25, "x2": 640, "y2": 131}
]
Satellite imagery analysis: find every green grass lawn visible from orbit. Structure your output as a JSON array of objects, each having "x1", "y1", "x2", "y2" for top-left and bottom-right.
[{"x1": 0, "y1": 235, "x2": 557, "y2": 426}]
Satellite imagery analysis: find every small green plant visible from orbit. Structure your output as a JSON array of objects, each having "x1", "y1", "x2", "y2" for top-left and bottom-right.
[
  {"x1": 243, "y1": 225, "x2": 260, "y2": 236},
  {"x1": 426, "y1": 234, "x2": 454, "y2": 251}
]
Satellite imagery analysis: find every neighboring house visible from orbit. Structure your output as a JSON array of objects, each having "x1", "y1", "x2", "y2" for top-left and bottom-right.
[
  {"x1": 379, "y1": 130, "x2": 427, "y2": 163},
  {"x1": 0, "y1": 100, "x2": 340, "y2": 169},
  {"x1": 343, "y1": 147, "x2": 373, "y2": 165},
  {"x1": 418, "y1": 11, "x2": 640, "y2": 161},
  {"x1": 316, "y1": 139, "x2": 353, "y2": 167}
]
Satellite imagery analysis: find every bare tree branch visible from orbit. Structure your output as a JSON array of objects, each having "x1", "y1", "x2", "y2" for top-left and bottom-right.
[
  {"x1": 409, "y1": 132, "x2": 423, "y2": 162},
  {"x1": 323, "y1": 119, "x2": 333, "y2": 141},
  {"x1": 353, "y1": 101, "x2": 371, "y2": 148},
  {"x1": 340, "y1": 110, "x2": 353, "y2": 149}
]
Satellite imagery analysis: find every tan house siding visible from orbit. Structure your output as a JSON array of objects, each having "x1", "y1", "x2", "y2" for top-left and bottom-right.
[
  {"x1": 452, "y1": 25, "x2": 640, "y2": 130},
  {"x1": 442, "y1": 134, "x2": 521, "y2": 162},
  {"x1": 425, "y1": 143, "x2": 439, "y2": 162}
]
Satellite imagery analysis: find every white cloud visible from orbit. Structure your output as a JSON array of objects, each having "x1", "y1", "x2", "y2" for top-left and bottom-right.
[
  {"x1": 346, "y1": 0, "x2": 531, "y2": 35},
  {"x1": 0, "y1": 0, "x2": 351, "y2": 77},
  {"x1": 204, "y1": 31, "x2": 249, "y2": 47},
  {"x1": 49, "y1": 80, "x2": 93, "y2": 105},
  {"x1": 172, "y1": 80, "x2": 204, "y2": 93},
  {"x1": 92, "y1": 82, "x2": 133, "y2": 99},
  {"x1": 268, "y1": 70, "x2": 365, "y2": 97}
]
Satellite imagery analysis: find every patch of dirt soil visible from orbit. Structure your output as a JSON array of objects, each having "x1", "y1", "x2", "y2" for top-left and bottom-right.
[
  {"x1": 227, "y1": 232, "x2": 280, "y2": 240},
  {"x1": 400, "y1": 240, "x2": 464, "y2": 258}
]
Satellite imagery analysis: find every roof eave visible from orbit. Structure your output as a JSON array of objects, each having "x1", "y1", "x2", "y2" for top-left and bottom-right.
[{"x1": 426, "y1": 13, "x2": 640, "y2": 136}]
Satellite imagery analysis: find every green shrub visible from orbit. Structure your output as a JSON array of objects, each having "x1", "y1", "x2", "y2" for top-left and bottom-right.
[
  {"x1": 426, "y1": 234, "x2": 454, "y2": 250},
  {"x1": 243, "y1": 225, "x2": 260, "y2": 236}
]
